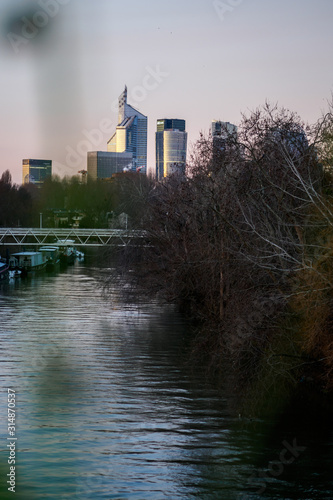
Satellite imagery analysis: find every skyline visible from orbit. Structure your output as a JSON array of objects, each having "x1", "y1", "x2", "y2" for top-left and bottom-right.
[{"x1": 1, "y1": 0, "x2": 333, "y2": 184}]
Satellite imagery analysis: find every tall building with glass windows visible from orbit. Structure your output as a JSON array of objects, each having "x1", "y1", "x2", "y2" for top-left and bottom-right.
[
  {"x1": 87, "y1": 151, "x2": 133, "y2": 180},
  {"x1": 211, "y1": 120, "x2": 237, "y2": 138},
  {"x1": 211, "y1": 120, "x2": 237, "y2": 160},
  {"x1": 107, "y1": 86, "x2": 147, "y2": 173},
  {"x1": 155, "y1": 119, "x2": 187, "y2": 180},
  {"x1": 22, "y1": 159, "x2": 52, "y2": 187}
]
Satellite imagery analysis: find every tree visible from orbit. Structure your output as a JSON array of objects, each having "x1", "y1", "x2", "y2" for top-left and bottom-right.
[
  {"x1": 127, "y1": 103, "x2": 333, "y2": 399},
  {"x1": 0, "y1": 170, "x2": 35, "y2": 227},
  {"x1": 110, "y1": 172, "x2": 154, "y2": 228},
  {"x1": 1, "y1": 170, "x2": 12, "y2": 185}
]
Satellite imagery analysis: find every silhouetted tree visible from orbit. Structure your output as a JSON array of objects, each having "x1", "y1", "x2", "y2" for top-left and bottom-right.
[
  {"x1": 126, "y1": 103, "x2": 333, "y2": 397},
  {"x1": 0, "y1": 170, "x2": 35, "y2": 226}
]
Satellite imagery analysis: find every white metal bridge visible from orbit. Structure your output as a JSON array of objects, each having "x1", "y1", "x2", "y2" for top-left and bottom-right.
[{"x1": 0, "y1": 228, "x2": 147, "y2": 247}]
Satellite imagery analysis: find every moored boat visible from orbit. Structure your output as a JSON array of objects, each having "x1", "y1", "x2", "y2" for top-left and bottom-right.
[
  {"x1": 39, "y1": 246, "x2": 60, "y2": 271},
  {"x1": 54, "y1": 240, "x2": 77, "y2": 266},
  {"x1": 0, "y1": 257, "x2": 9, "y2": 281},
  {"x1": 9, "y1": 251, "x2": 47, "y2": 276}
]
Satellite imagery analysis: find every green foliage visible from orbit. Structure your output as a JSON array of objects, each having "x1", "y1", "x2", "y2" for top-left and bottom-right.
[
  {"x1": 37, "y1": 175, "x2": 114, "y2": 214},
  {"x1": 110, "y1": 172, "x2": 154, "y2": 227},
  {"x1": 38, "y1": 175, "x2": 65, "y2": 210},
  {"x1": 0, "y1": 170, "x2": 154, "y2": 229}
]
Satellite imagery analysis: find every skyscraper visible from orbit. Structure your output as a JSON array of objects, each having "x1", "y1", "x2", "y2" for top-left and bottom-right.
[
  {"x1": 155, "y1": 119, "x2": 187, "y2": 181},
  {"x1": 211, "y1": 120, "x2": 238, "y2": 162},
  {"x1": 22, "y1": 159, "x2": 52, "y2": 187},
  {"x1": 211, "y1": 120, "x2": 237, "y2": 138},
  {"x1": 107, "y1": 86, "x2": 147, "y2": 173}
]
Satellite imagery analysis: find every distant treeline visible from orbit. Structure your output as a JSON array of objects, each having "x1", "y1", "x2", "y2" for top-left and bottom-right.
[{"x1": 0, "y1": 172, "x2": 151, "y2": 228}]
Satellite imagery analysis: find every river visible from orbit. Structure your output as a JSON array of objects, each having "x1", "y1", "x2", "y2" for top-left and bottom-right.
[{"x1": 0, "y1": 262, "x2": 332, "y2": 499}]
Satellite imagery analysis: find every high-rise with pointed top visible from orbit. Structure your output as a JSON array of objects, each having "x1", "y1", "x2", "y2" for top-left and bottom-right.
[{"x1": 107, "y1": 86, "x2": 148, "y2": 173}]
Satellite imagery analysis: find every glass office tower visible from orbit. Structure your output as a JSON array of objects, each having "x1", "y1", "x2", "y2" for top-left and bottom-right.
[
  {"x1": 211, "y1": 119, "x2": 237, "y2": 148},
  {"x1": 22, "y1": 159, "x2": 52, "y2": 187},
  {"x1": 87, "y1": 151, "x2": 133, "y2": 180},
  {"x1": 211, "y1": 120, "x2": 237, "y2": 138},
  {"x1": 155, "y1": 119, "x2": 187, "y2": 180},
  {"x1": 107, "y1": 86, "x2": 147, "y2": 173},
  {"x1": 211, "y1": 120, "x2": 238, "y2": 162}
]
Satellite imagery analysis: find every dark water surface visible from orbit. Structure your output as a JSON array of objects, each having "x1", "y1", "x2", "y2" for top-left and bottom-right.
[{"x1": 0, "y1": 263, "x2": 332, "y2": 499}]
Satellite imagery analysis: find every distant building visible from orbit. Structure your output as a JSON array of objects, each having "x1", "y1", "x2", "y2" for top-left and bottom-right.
[
  {"x1": 87, "y1": 151, "x2": 133, "y2": 181},
  {"x1": 22, "y1": 159, "x2": 52, "y2": 187},
  {"x1": 211, "y1": 120, "x2": 237, "y2": 161},
  {"x1": 78, "y1": 169, "x2": 88, "y2": 184},
  {"x1": 107, "y1": 86, "x2": 147, "y2": 173},
  {"x1": 269, "y1": 127, "x2": 309, "y2": 159},
  {"x1": 211, "y1": 120, "x2": 237, "y2": 138},
  {"x1": 155, "y1": 119, "x2": 187, "y2": 180}
]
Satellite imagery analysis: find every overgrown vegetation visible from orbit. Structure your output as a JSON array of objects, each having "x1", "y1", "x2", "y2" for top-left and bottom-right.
[{"x1": 119, "y1": 103, "x2": 333, "y2": 411}]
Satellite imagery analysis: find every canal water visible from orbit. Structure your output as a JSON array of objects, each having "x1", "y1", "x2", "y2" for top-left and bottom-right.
[{"x1": 0, "y1": 262, "x2": 332, "y2": 499}]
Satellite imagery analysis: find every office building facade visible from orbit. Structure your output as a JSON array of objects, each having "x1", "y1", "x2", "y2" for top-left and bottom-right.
[
  {"x1": 155, "y1": 119, "x2": 187, "y2": 180},
  {"x1": 87, "y1": 151, "x2": 133, "y2": 181},
  {"x1": 22, "y1": 159, "x2": 52, "y2": 187},
  {"x1": 107, "y1": 86, "x2": 147, "y2": 173},
  {"x1": 211, "y1": 120, "x2": 238, "y2": 162},
  {"x1": 211, "y1": 120, "x2": 237, "y2": 138}
]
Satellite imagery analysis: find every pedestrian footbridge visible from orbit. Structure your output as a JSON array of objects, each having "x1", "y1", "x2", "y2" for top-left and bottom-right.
[{"x1": 0, "y1": 228, "x2": 147, "y2": 247}]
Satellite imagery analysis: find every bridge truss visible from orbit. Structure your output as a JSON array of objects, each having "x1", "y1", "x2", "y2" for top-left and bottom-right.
[{"x1": 0, "y1": 228, "x2": 147, "y2": 247}]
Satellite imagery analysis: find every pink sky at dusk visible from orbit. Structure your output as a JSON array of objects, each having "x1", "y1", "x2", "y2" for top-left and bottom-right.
[{"x1": 1, "y1": 0, "x2": 333, "y2": 184}]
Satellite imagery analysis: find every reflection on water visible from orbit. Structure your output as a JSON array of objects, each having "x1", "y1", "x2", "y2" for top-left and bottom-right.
[{"x1": 0, "y1": 264, "x2": 333, "y2": 499}]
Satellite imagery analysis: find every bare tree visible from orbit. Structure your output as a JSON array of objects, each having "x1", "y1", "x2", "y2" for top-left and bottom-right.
[{"x1": 121, "y1": 103, "x2": 333, "y2": 395}]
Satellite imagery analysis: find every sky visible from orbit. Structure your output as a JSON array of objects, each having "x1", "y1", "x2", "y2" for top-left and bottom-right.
[{"x1": 1, "y1": 0, "x2": 333, "y2": 184}]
